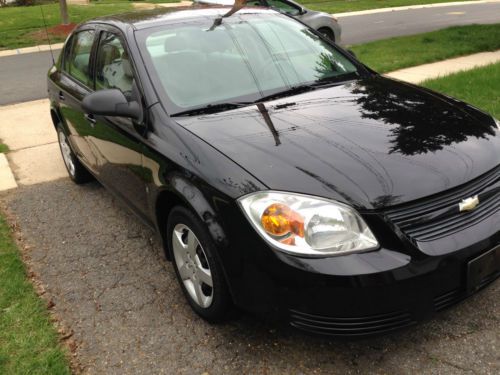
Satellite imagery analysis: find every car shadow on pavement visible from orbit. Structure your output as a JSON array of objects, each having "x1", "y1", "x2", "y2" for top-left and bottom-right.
[{"x1": 1, "y1": 178, "x2": 497, "y2": 374}]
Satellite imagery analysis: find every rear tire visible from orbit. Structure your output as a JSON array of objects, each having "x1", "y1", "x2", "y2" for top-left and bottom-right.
[
  {"x1": 167, "y1": 206, "x2": 232, "y2": 323},
  {"x1": 57, "y1": 125, "x2": 93, "y2": 184},
  {"x1": 318, "y1": 27, "x2": 335, "y2": 43}
]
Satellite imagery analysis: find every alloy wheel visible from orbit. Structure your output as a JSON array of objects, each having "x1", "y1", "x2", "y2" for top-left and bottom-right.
[
  {"x1": 172, "y1": 223, "x2": 214, "y2": 308},
  {"x1": 58, "y1": 130, "x2": 75, "y2": 177}
]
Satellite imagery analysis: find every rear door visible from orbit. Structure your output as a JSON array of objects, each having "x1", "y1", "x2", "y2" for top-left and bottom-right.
[
  {"x1": 57, "y1": 27, "x2": 98, "y2": 172},
  {"x1": 87, "y1": 27, "x2": 149, "y2": 217}
]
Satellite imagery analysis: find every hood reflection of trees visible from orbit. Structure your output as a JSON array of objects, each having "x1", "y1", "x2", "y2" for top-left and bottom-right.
[{"x1": 350, "y1": 79, "x2": 496, "y2": 156}]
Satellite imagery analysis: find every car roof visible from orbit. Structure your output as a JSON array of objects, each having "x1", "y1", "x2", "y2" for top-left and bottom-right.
[{"x1": 86, "y1": 5, "x2": 277, "y2": 31}]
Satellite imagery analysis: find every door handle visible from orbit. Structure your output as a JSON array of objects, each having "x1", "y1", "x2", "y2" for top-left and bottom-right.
[
  {"x1": 84, "y1": 113, "x2": 96, "y2": 126},
  {"x1": 58, "y1": 91, "x2": 65, "y2": 101}
]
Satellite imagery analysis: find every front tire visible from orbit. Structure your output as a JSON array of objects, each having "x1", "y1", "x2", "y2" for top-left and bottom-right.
[
  {"x1": 57, "y1": 125, "x2": 93, "y2": 184},
  {"x1": 167, "y1": 206, "x2": 232, "y2": 322}
]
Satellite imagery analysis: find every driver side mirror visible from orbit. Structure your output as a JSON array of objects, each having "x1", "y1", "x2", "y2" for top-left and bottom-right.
[{"x1": 82, "y1": 89, "x2": 142, "y2": 121}]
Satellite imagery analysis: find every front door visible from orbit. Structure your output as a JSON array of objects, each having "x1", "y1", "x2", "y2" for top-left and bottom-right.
[{"x1": 87, "y1": 29, "x2": 149, "y2": 217}]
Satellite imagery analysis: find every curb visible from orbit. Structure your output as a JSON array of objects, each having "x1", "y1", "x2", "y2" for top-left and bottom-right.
[
  {"x1": 334, "y1": 0, "x2": 500, "y2": 17},
  {"x1": 0, "y1": 43, "x2": 64, "y2": 58},
  {"x1": 0, "y1": 153, "x2": 17, "y2": 192}
]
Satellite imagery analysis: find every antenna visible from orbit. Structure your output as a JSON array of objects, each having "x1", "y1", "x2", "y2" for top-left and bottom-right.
[{"x1": 40, "y1": 5, "x2": 55, "y2": 65}]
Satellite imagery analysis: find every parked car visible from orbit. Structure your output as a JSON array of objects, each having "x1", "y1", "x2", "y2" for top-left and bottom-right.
[
  {"x1": 194, "y1": 0, "x2": 341, "y2": 42},
  {"x1": 48, "y1": 6, "x2": 500, "y2": 337}
]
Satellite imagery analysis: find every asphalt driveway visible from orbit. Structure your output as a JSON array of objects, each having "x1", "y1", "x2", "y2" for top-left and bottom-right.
[{"x1": 1, "y1": 179, "x2": 498, "y2": 374}]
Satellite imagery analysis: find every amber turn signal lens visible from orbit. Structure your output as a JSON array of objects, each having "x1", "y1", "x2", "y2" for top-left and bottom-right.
[{"x1": 261, "y1": 203, "x2": 305, "y2": 238}]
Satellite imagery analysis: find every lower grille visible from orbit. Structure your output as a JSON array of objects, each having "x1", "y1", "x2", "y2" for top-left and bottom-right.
[
  {"x1": 434, "y1": 271, "x2": 499, "y2": 311},
  {"x1": 289, "y1": 309, "x2": 415, "y2": 337},
  {"x1": 433, "y1": 289, "x2": 464, "y2": 311}
]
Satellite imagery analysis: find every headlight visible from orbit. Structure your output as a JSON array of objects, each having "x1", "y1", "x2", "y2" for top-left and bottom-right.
[{"x1": 238, "y1": 191, "x2": 379, "y2": 257}]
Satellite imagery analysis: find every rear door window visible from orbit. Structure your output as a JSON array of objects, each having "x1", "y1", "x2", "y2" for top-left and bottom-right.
[{"x1": 65, "y1": 30, "x2": 95, "y2": 86}]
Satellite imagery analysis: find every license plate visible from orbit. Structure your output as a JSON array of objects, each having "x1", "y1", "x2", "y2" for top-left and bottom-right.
[{"x1": 467, "y1": 245, "x2": 500, "y2": 294}]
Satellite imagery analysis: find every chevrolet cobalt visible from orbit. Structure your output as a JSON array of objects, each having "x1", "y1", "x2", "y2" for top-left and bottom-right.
[{"x1": 47, "y1": 6, "x2": 500, "y2": 337}]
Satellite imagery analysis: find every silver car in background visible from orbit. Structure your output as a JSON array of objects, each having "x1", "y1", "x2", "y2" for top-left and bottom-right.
[{"x1": 194, "y1": 0, "x2": 342, "y2": 43}]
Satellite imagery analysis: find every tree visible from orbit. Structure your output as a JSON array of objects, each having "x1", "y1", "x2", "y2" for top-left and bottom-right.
[{"x1": 59, "y1": 0, "x2": 69, "y2": 25}]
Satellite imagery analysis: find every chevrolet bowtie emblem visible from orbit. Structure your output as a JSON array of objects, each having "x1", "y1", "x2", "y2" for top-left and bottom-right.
[{"x1": 459, "y1": 195, "x2": 480, "y2": 212}]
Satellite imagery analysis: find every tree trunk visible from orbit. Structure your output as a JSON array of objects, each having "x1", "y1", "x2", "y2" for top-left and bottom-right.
[{"x1": 59, "y1": 0, "x2": 69, "y2": 25}]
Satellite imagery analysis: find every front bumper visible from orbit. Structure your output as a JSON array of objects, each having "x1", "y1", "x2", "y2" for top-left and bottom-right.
[
  {"x1": 219, "y1": 204, "x2": 499, "y2": 338},
  {"x1": 287, "y1": 245, "x2": 499, "y2": 337}
]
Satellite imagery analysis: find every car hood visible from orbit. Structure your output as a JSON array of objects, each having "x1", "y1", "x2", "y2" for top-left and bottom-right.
[{"x1": 175, "y1": 76, "x2": 500, "y2": 209}]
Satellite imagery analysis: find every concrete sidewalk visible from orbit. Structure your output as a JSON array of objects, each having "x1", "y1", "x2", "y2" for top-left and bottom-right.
[
  {"x1": 0, "y1": 50, "x2": 499, "y2": 192},
  {"x1": 0, "y1": 43, "x2": 64, "y2": 58},
  {"x1": 385, "y1": 50, "x2": 500, "y2": 83},
  {"x1": 0, "y1": 100, "x2": 66, "y2": 191}
]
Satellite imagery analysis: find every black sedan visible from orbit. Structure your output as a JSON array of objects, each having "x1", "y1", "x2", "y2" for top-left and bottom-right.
[{"x1": 47, "y1": 5, "x2": 500, "y2": 337}]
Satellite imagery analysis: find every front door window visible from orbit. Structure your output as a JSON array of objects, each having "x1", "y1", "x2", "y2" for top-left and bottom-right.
[{"x1": 95, "y1": 32, "x2": 134, "y2": 98}]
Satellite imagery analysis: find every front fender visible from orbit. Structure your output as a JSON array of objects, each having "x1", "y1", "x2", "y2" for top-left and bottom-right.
[{"x1": 165, "y1": 173, "x2": 227, "y2": 247}]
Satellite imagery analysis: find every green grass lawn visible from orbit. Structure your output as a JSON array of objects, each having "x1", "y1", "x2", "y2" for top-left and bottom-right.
[
  {"x1": 0, "y1": 3, "x2": 133, "y2": 50},
  {"x1": 351, "y1": 24, "x2": 500, "y2": 73},
  {"x1": 301, "y1": 0, "x2": 478, "y2": 14},
  {"x1": 422, "y1": 62, "x2": 500, "y2": 118},
  {"x1": 0, "y1": 215, "x2": 71, "y2": 374}
]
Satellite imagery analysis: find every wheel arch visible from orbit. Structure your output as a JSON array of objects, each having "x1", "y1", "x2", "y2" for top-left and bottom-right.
[
  {"x1": 153, "y1": 175, "x2": 229, "y2": 261},
  {"x1": 50, "y1": 106, "x2": 63, "y2": 129},
  {"x1": 155, "y1": 189, "x2": 187, "y2": 260},
  {"x1": 317, "y1": 26, "x2": 336, "y2": 42},
  {"x1": 153, "y1": 178, "x2": 237, "y2": 304}
]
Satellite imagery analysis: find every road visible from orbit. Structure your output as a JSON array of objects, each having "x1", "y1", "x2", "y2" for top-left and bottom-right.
[
  {"x1": 339, "y1": 2, "x2": 500, "y2": 44},
  {"x1": 0, "y1": 50, "x2": 57, "y2": 106},
  {"x1": 0, "y1": 1, "x2": 499, "y2": 105}
]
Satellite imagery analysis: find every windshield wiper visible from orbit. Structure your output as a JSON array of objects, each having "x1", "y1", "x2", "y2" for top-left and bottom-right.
[
  {"x1": 314, "y1": 71, "x2": 360, "y2": 85},
  {"x1": 256, "y1": 84, "x2": 317, "y2": 103},
  {"x1": 256, "y1": 72, "x2": 361, "y2": 104},
  {"x1": 171, "y1": 102, "x2": 252, "y2": 117}
]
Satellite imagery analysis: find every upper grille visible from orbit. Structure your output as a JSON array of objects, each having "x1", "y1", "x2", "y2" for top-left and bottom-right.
[{"x1": 385, "y1": 166, "x2": 500, "y2": 242}]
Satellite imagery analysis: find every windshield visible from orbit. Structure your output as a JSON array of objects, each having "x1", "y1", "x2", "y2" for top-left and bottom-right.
[{"x1": 138, "y1": 12, "x2": 361, "y2": 115}]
